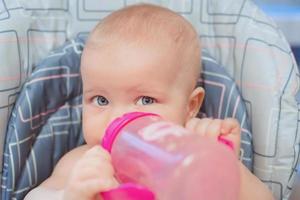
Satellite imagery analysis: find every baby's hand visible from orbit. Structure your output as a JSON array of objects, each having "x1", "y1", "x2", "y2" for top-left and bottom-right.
[
  {"x1": 185, "y1": 118, "x2": 241, "y2": 157},
  {"x1": 63, "y1": 145, "x2": 118, "y2": 200}
]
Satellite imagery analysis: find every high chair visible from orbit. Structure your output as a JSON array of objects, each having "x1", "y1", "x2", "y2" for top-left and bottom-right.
[{"x1": 0, "y1": 0, "x2": 299, "y2": 199}]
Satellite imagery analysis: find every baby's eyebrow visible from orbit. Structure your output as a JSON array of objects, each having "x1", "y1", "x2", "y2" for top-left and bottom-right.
[
  {"x1": 126, "y1": 86, "x2": 164, "y2": 96},
  {"x1": 83, "y1": 88, "x2": 106, "y2": 96},
  {"x1": 83, "y1": 89, "x2": 94, "y2": 94}
]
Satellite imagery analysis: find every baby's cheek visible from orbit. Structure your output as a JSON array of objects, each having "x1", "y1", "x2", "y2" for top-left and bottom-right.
[
  {"x1": 83, "y1": 114, "x2": 106, "y2": 145},
  {"x1": 165, "y1": 111, "x2": 187, "y2": 126},
  {"x1": 82, "y1": 103, "x2": 109, "y2": 144}
]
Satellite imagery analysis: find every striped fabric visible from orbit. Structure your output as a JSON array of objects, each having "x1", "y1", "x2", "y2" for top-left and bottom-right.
[{"x1": 1, "y1": 1, "x2": 299, "y2": 200}]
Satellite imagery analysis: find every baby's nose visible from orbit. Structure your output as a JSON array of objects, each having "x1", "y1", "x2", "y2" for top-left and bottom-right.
[{"x1": 108, "y1": 108, "x2": 134, "y2": 124}]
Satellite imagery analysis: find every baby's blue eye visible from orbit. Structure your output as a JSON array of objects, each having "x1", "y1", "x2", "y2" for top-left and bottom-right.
[
  {"x1": 137, "y1": 96, "x2": 156, "y2": 105},
  {"x1": 94, "y1": 96, "x2": 109, "y2": 106}
]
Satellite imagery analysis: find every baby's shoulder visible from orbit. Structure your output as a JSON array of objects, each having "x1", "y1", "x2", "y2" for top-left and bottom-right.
[{"x1": 40, "y1": 145, "x2": 90, "y2": 189}]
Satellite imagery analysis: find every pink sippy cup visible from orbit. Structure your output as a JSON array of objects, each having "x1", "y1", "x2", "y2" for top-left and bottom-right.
[{"x1": 101, "y1": 112, "x2": 240, "y2": 200}]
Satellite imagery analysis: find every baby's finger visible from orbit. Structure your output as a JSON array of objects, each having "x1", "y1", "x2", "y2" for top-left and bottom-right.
[
  {"x1": 81, "y1": 178, "x2": 118, "y2": 198},
  {"x1": 220, "y1": 118, "x2": 241, "y2": 157},
  {"x1": 186, "y1": 118, "x2": 213, "y2": 136},
  {"x1": 78, "y1": 161, "x2": 115, "y2": 182},
  {"x1": 74, "y1": 155, "x2": 111, "y2": 174},
  {"x1": 84, "y1": 146, "x2": 111, "y2": 162},
  {"x1": 185, "y1": 118, "x2": 200, "y2": 131},
  {"x1": 220, "y1": 118, "x2": 240, "y2": 136},
  {"x1": 205, "y1": 119, "x2": 223, "y2": 138}
]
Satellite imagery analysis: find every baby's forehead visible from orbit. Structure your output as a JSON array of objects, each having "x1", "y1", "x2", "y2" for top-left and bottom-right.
[
  {"x1": 89, "y1": 5, "x2": 197, "y2": 47},
  {"x1": 83, "y1": 4, "x2": 200, "y2": 84}
]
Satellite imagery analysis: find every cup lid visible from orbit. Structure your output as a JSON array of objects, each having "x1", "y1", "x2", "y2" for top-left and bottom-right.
[{"x1": 101, "y1": 112, "x2": 158, "y2": 152}]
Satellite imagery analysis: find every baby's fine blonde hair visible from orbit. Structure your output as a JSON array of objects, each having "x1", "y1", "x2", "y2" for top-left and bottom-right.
[{"x1": 87, "y1": 3, "x2": 201, "y2": 88}]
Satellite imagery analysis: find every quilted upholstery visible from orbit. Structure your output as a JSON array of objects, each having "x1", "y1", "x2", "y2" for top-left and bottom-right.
[{"x1": 0, "y1": 1, "x2": 299, "y2": 199}]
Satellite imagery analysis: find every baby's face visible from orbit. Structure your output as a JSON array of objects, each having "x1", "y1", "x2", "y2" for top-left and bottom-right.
[{"x1": 81, "y1": 41, "x2": 196, "y2": 145}]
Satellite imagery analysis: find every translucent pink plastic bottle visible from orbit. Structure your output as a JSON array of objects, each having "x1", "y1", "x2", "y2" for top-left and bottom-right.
[{"x1": 101, "y1": 112, "x2": 240, "y2": 200}]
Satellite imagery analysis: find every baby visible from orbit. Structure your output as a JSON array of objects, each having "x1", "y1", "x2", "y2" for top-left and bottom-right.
[{"x1": 25, "y1": 3, "x2": 274, "y2": 200}]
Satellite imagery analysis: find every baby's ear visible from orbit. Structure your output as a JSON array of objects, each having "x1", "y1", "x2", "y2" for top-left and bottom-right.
[{"x1": 187, "y1": 87, "x2": 205, "y2": 119}]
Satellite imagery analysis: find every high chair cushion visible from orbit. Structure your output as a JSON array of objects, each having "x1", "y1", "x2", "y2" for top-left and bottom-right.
[
  {"x1": 2, "y1": 36, "x2": 252, "y2": 200},
  {"x1": 1, "y1": 1, "x2": 299, "y2": 200}
]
